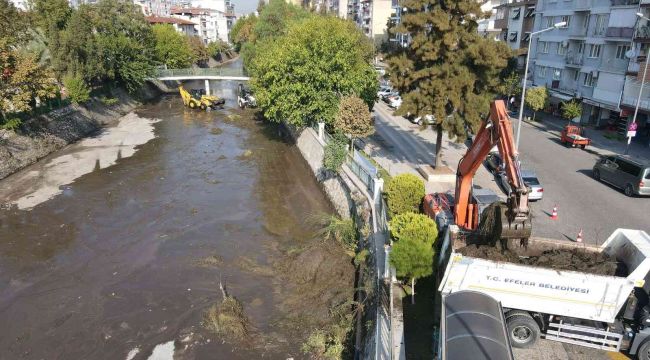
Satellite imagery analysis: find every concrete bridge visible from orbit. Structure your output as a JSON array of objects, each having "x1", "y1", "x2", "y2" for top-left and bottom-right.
[{"x1": 153, "y1": 68, "x2": 250, "y2": 95}]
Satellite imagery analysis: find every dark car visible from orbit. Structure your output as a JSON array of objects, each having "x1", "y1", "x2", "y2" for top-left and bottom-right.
[{"x1": 593, "y1": 155, "x2": 650, "y2": 196}]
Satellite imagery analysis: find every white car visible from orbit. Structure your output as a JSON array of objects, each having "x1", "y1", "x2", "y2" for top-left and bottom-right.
[
  {"x1": 389, "y1": 96, "x2": 402, "y2": 109},
  {"x1": 377, "y1": 87, "x2": 392, "y2": 99}
]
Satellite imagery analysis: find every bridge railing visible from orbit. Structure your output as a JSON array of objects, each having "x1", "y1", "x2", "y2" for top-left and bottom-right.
[{"x1": 155, "y1": 67, "x2": 245, "y2": 78}]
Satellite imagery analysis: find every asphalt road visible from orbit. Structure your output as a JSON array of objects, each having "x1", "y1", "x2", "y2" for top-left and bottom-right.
[
  {"x1": 517, "y1": 120, "x2": 650, "y2": 245},
  {"x1": 371, "y1": 102, "x2": 649, "y2": 245}
]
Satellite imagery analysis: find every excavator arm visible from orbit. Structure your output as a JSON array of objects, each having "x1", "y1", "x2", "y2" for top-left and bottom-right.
[{"x1": 453, "y1": 100, "x2": 531, "y2": 240}]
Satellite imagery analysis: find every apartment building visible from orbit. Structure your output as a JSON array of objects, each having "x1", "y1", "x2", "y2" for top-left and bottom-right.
[
  {"x1": 479, "y1": 0, "x2": 506, "y2": 41},
  {"x1": 620, "y1": 4, "x2": 650, "y2": 133},
  {"x1": 146, "y1": 15, "x2": 197, "y2": 35},
  {"x1": 495, "y1": 0, "x2": 537, "y2": 68},
  {"x1": 346, "y1": 0, "x2": 393, "y2": 45},
  {"x1": 171, "y1": 7, "x2": 228, "y2": 45},
  {"x1": 529, "y1": 0, "x2": 638, "y2": 126}
]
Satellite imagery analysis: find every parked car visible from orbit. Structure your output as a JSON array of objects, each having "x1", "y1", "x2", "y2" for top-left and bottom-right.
[
  {"x1": 485, "y1": 152, "x2": 503, "y2": 173},
  {"x1": 592, "y1": 155, "x2": 650, "y2": 196},
  {"x1": 377, "y1": 87, "x2": 392, "y2": 99},
  {"x1": 382, "y1": 91, "x2": 399, "y2": 103},
  {"x1": 521, "y1": 169, "x2": 543, "y2": 201},
  {"x1": 389, "y1": 96, "x2": 402, "y2": 109},
  {"x1": 406, "y1": 113, "x2": 435, "y2": 125}
]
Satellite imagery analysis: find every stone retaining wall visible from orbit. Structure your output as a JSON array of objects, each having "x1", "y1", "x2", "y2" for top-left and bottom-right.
[{"x1": 0, "y1": 86, "x2": 159, "y2": 181}]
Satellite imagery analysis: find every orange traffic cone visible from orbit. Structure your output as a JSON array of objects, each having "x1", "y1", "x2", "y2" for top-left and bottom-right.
[
  {"x1": 576, "y1": 229, "x2": 583, "y2": 243},
  {"x1": 550, "y1": 205, "x2": 558, "y2": 220}
]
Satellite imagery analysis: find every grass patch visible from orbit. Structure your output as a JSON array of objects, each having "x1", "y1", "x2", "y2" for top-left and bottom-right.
[
  {"x1": 603, "y1": 132, "x2": 625, "y2": 142},
  {"x1": 204, "y1": 296, "x2": 252, "y2": 342},
  {"x1": 210, "y1": 127, "x2": 223, "y2": 135},
  {"x1": 194, "y1": 254, "x2": 224, "y2": 268}
]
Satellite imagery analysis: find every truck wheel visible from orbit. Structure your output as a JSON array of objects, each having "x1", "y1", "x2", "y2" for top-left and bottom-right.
[
  {"x1": 200, "y1": 103, "x2": 207, "y2": 110},
  {"x1": 505, "y1": 311, "x2": 540, "y2": 348},
  {"x1": 638, "y1": 340, "x2": 650, "y2": 360},
  {"x1": 189, "y1": 101, "x2": 196, "y2": 109}
]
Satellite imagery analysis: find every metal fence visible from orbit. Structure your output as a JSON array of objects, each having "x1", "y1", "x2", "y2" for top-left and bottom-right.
[{"x1": 154, "y1": 67, "x2": 245, "y2": 78}]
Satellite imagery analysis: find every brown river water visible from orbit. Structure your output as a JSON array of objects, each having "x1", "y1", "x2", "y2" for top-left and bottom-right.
[{"x1": 0, "y1": 79, "x2": 353, "y2": 359}]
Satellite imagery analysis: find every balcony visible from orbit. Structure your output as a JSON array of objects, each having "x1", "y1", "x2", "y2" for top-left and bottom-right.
[
  {"x1": 565, "y1": 55, "x2": 584, "y2": 67},
  {"x1": 569, "y1": 27, "x2": 587, "y2": 38},
  {"x1": 574, "y1": 0, "x2": 592, "y2": 10},
  {"x1": 636, "y1": 25, "x2": 650, "y2": 41},
  {"x1": 611, "y1": 0, "x2": 639, "y2": 5},
  {"x1": 605, "y1": 27, "x2": 634, "y2": 38},
  {"x1": 622, "y1": 78, "x2": 650, "y2": 110}
]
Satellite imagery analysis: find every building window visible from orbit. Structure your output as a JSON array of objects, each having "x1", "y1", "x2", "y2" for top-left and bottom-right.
[
  {"x1": 559, "y1": 15, "x2": 570, "y2": 28},
  {"x1": 573, "y1": 70, "x2": 579, "y2": 81},
  {"x1": 525, "y1": 7, "x2": 535, "y2": 18},
  {"x1": 553, "y1": 68, "x2": 563, "y2": 80},
  {"x1": 511, "y1": 8, "x2": 521, "y2": 20},
  {"x1": 545, "y1": 16, "x2": 554, "y2": 28},
  {"x1": 539, "y1": 40, "x2": 549, "y2": 53},
  {"x1": 557, "y1": 42, "x2": 567, "y2": 55},
  {"x1": 583, "y1": 72, "x2": 597, "y2": 87},
  {"x1": 616, "y1": 45, "x2": 631, "y2": 59},
  {"x1": 594, "y1": 14, "x2": 607, "y2": 36},
  {"x1": 522, "y1": 32, "x2": 531, "y2": 42},
  {"x1": 509, "y1": 32, "x2": 518, "y2": 42},
  {"x1": 496, "y1": 8, "x2": 505, "y2": 20},
  {"x1": 538, "y1": 65, "x2": 547, "y2": 77},
  {"x1": 577, "y1": 42, "x2": 585, "y2": 54},
  {"x1": 588, "y1": 44, "x2": 601, "y2": 58}
]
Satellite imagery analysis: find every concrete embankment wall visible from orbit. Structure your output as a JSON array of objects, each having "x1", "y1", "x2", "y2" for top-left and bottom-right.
[
  {"x1": 283, "y1": 125, "x2": 362, "y2": 219},
  {"x1": 0, "y1": 85, "x2": 161, "y2": 181}
]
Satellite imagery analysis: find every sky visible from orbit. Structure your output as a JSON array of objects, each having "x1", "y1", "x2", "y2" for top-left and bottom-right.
[{"x1": 231, "y1": 0, "x2": 258, "y2": 15}]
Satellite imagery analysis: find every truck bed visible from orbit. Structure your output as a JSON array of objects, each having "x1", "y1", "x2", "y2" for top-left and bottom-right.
[{"x1": 438, "y1": 227, "x2": 650, "y2": 323}]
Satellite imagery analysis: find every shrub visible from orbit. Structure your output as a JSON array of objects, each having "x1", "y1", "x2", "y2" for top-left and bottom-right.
[
  {"x1": 389, "y1": 212, "x2": 438, "y2": 243},
  {"x1": 384, "y1": 173, "x2": 425, "y2": 216},
  {"x1": 561, "y1": 100, "x2": 581, "y2": 121},
  {"x1": 1, "y1": 118, "x2": 22, "y2": 131},
  {"x1": 323, "y1": 134, "x2": 348, "y2": 172},
  {"x1": 63, "y1": 74, "x2": 90, "y2": 104},
  {"x1": 100, "y1": 96, "x2": 119, "y2": 106}
]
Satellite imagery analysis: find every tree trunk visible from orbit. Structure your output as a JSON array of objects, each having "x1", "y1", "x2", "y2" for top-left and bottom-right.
[
  {"x1": 532, "y1": 111, "x2": 536, "y2": 122},
  {"x1": 411, "y1": 277, "x2": 416, "y2": 304},
  {"x1": 434, "y1": 124, "x2": 443, "y2": 169}
]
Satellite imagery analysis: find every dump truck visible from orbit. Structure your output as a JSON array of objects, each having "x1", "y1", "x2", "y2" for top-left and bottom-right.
[
  {"x1": 179, "y1": 86, "x2": 225, "y2": 110},
  {"x1": 561, "y1": 125, "x2": 591, "y2": 149},
  {"x1": 437, "y1": 227, "x2": 650, "y2": 358}
]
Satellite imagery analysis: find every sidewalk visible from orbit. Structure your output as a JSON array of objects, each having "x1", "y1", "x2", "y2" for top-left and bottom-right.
[{"x1": 527, "y1": 112, "x2": 650, "y2": 161}]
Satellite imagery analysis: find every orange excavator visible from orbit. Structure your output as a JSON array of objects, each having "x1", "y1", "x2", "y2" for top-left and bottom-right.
[{"x1": 453, "y1": 100, "x2": 532, "y2": 241}]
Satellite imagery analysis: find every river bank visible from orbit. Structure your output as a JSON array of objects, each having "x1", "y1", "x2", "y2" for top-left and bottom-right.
[{"x1": 0, "y1": 85, "x2": 160, "y2": 181}]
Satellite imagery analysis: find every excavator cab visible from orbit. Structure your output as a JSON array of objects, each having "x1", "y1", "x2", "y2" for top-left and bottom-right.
[{"x1": 178, "y1": 86, "x2": 225, "y2": 110}]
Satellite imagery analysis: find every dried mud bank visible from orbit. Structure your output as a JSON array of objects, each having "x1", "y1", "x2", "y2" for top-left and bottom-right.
[{"x1": 0, "y1": 85, "x2": 160, "y2": 181}]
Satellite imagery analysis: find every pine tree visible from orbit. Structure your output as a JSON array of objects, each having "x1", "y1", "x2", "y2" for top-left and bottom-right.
[{"x1": 387, "y1": 0, "x2": 512, "y2": 168}]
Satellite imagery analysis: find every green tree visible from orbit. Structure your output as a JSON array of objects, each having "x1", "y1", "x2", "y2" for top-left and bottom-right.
[
  {"x1": 207, "y1": 40, "x2": 231, "y2": 60},
  {"x1": 0, "y1": 0, "x2": 57, "y2": 123},
  {"x1": 63, "y1": 73, "x2": 90, "y2": 104},
  {"x1": 250, "y1": 16, "x2": 377, "y2": 127},
  {"x1": 334, "y1": 95, "x2": 374, "y2": 150},
  {"x1": 31, "y1": 0, "x2": 71, "y2": 39},
  {"x1": 387, "y1": 0, "x2": 512, "y2": 168},
  {"x1": 187, "y1": 36, "x2": 209, "y2": 65},
  {"x1": 254, "y1": 0, "x2": 308, "y2": 43},
  {"x1": 52, "y1": 0, "x2": 156, "y2": 92},
  {"x1": 384, "y1": 173, "x2": 425, "y2": 216},
  {"x1": 152, "y1": 24, "x2": 194, "y2": 68},
  {"x1": 390, "y1": 233, "x2": 435, "y2": 303},
  {"x1": 389, "y1": 212, "x2": 438, "y2": 243},
  {"x1": 525, "y1": 86, "x2": 549, "y2": 122},
  {"x1": 561, "y1": 100, "x2": 582, "y2": 121},
  {"x1": 501, "y1": 72, "x2": 522, "y2": 104},
  {"x1": 229, "y1": 15, "x2": 257, "y2": 52}
]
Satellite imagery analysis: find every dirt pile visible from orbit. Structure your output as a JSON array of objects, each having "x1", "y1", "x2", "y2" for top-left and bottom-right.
[{"x1": 458, "y1": 246, "x2": 619, "y2": 276}]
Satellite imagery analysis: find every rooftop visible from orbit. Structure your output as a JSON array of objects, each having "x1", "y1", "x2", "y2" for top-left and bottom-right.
[{"x1": 146, "y1": 16, "x2": 196, "y2": 26}]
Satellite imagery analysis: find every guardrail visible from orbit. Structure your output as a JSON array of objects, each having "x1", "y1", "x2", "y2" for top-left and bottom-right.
[{"x1": 154, "y1": 67, "x2": 245, "y2": 78}]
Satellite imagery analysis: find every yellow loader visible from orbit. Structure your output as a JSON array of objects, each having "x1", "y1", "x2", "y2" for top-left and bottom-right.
[{"x1": 179, "y1": 86, "x2": 226, "y2": 110}]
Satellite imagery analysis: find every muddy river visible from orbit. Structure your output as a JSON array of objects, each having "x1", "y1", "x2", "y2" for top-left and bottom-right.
[{"x1": 0, "y1": 78, "x2": 353, "y2": 359}]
